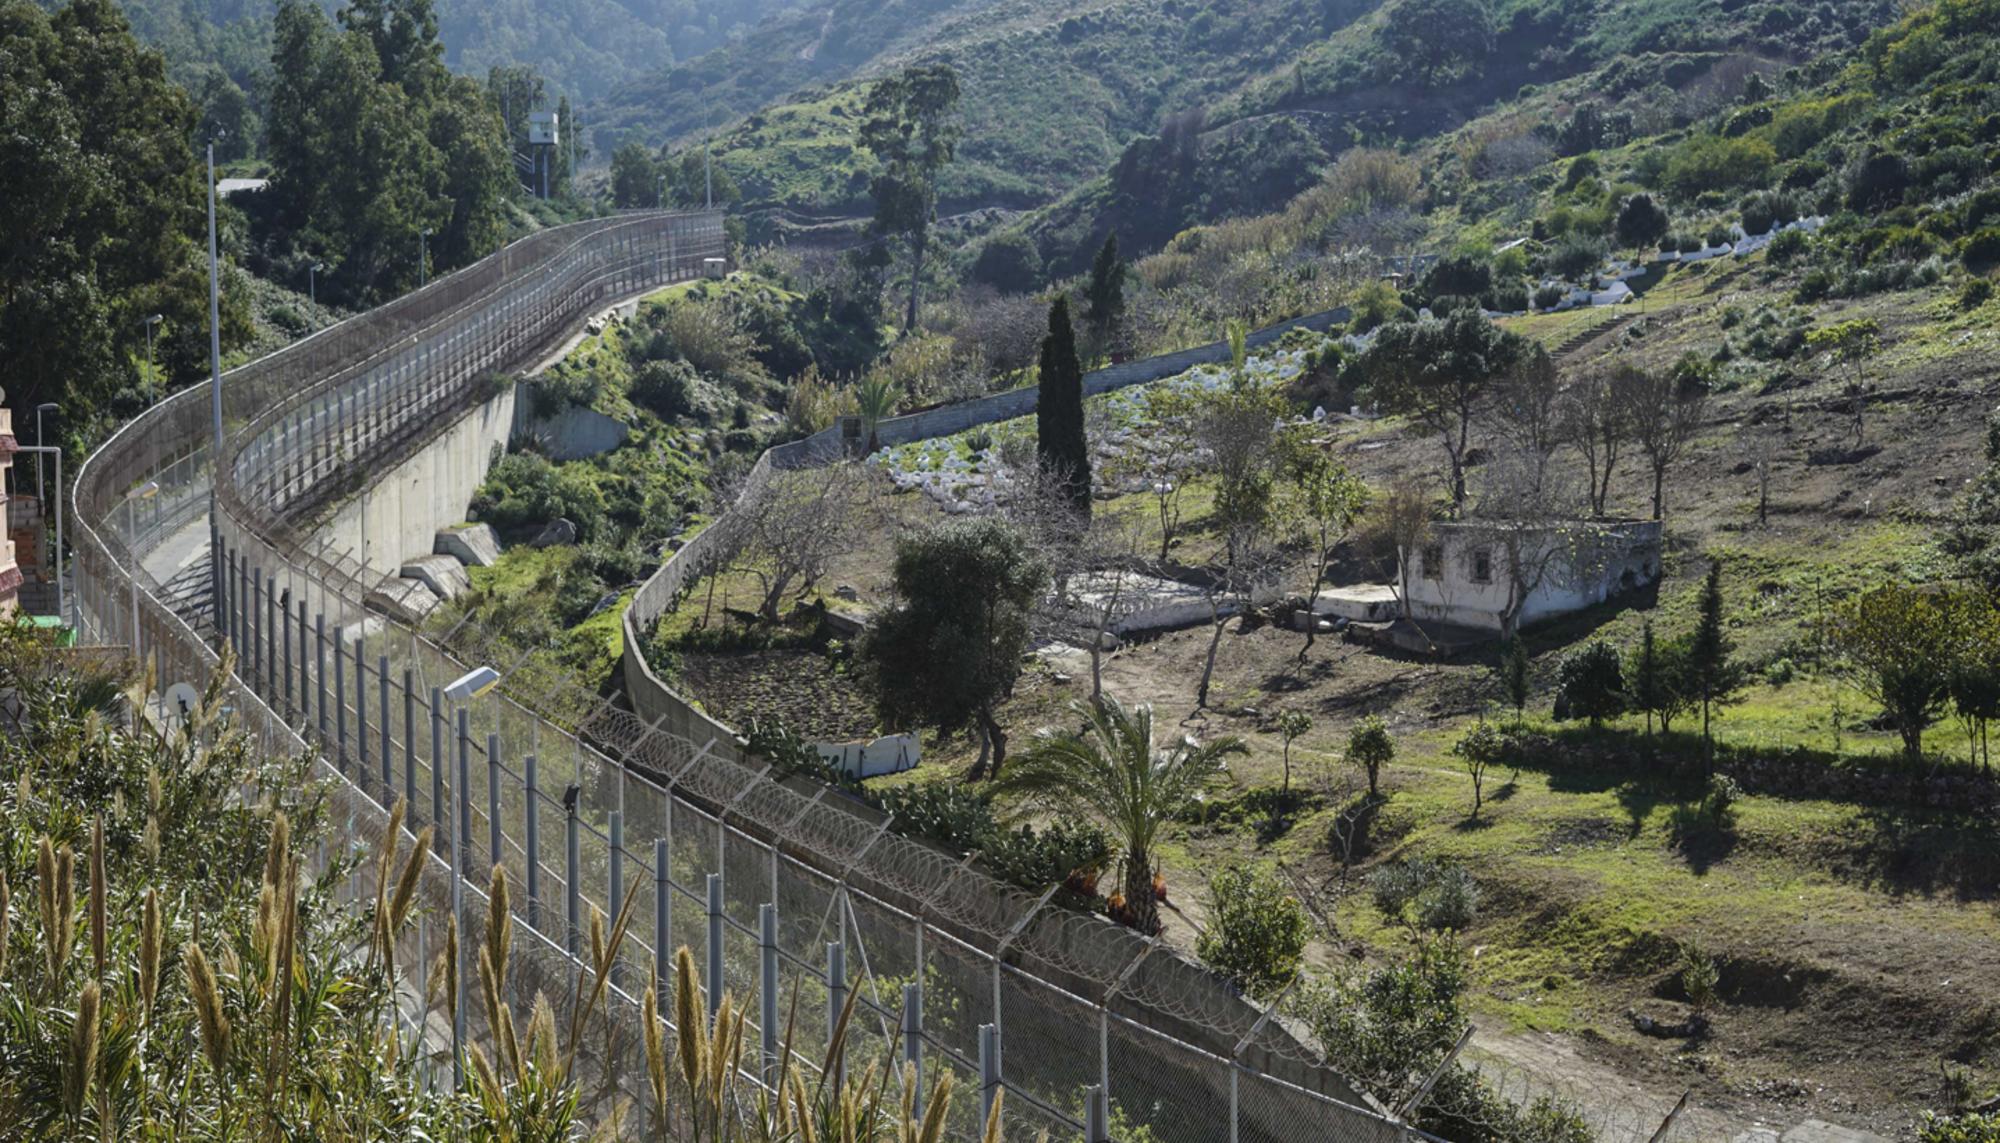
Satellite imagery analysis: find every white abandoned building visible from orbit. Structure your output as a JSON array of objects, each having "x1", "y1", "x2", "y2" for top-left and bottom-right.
[{"x1": 1394, "y1": 518, "x2": 1663, "y2": 634}]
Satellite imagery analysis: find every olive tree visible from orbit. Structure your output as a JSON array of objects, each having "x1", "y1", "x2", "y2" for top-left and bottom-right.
[{"x1": 863, "y1": 516, "x2": 1050, "y2": 778}]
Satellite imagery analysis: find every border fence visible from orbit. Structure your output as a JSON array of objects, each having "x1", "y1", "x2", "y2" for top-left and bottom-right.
[{"x1": 76, "y1": 210, "x2": 1435, "y2": 1140}]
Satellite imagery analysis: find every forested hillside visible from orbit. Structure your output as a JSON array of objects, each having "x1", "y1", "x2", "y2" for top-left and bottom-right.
[
  {"x1": 592, "y1": 0, "x2": 1373, "y2": 213},
  {"x1": 103, "y1": 0, "x2": 796, "y2": 137}
]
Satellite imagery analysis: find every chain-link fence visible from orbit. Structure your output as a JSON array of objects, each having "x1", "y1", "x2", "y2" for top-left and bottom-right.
[{"x1": 76, "y1": 211, "x2": 1430, "y2": 1141}]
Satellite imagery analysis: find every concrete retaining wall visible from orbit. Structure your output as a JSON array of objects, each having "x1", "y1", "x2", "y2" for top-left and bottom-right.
[{"x1": 316, "y1": 387, "x2": 518, "y2": 578}]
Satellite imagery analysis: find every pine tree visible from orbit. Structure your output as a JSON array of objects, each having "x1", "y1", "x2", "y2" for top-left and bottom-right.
[
  {"x1": 1688, "y1": 560, "x2": 1743, "y2": 770},
  {"x1": 1037, "y1": 295, "x2": 1091, "y2": 515}
]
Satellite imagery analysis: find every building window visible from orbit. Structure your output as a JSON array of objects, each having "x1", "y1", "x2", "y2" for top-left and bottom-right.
[
  {"x1": 1421, "y1": 544, "x2": 1444, "y2": 580},
  {"x1": 1472, "y1": 548, "x2": 1493, "y2": 585}
]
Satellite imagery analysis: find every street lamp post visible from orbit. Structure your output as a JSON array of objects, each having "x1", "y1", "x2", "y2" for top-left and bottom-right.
[
  {"x1": 34, "y1": 403, "x2": 57, "y2": 504},
  {"x1": 142, "y1": 315, "x2": 163, "y2": 405},
  {"x1": 309, "y1": 263, "x2": 324, "y2": 316},
  {"x1": 127, "y1": 481, "x2": 161, "y2": 655},
  {"x1": 420, "y1": 229, "x2": 432, "y2": 288}
]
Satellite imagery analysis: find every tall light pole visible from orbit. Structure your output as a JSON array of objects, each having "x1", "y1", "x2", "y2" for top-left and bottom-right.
[
  {"x1": 142, "y1": 315, "x2": 163, "y2": 405},
  {"x1": 34, "y1": 402, "x2": 56, "y2": 504},
  {"x1": 419, "y1": 229, "x2": 432, "y2": 288},
  {"x1": 127, "y1": 481, "x2": 161, "y2": 655},
  {"x1": 206, "y1": 139, "x2": 225, "y2": 631},
  {"x1": 309, "y1": 262, "x2": 323, "y2": 316},
  {"x1": 657, "y1": 172, "x2": 665, "y2": 210},
  {"x1": 704, "y1": 127, "x2": 713, "y2": 210}
]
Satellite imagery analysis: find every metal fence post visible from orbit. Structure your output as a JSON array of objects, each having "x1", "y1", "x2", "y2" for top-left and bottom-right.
[
  {"x1": 826, "y1": 941, "x2": 846, "y2": 1090},
  {"x1": 297, "y1": 601, "x2": 309, "y2": 730},
  {"x1": 355, "y1": 636, "x2": 369, "y2": 781},
  {"x1": 487, "y1": 733, "x2": 503, "y2": 876},
  {"x1": 903, "y1": 983, "x2": 923, "y2": 1112},
  {"x1": 264, "y1": 574, "x2": 277, "y2": 693},
  {"x1": 759, "y1": 903, "x2": 779, "y2": 1086},
  {"x1": 403, "y1": 668, "x2": 416, "y2": 811},
  {"x1": 653, "y1": 838, "x2": 669, "y2": 997},
  {"x1": 705, "y1": 873, "x2": 723, "y2": 1022},
  {"x1": 526, "y1": 755, "x2": 541, "y2": 932},
  {"x1": 249, "y1": 566, "x2": 262, "y2": 685},
  {"x1": 314, "y1": 614, "x2": 328, "y2": 743},
  {"x1": 333, "y1": 625, "x2": 347, "y2": 768},
  {"x1": 565, "y1": 784, "x2": 581, "y2": 960},
  {"x1": 450, "y1": 726, "x2": 466, "y2": 1091},
  {"x1": 1085, "y1": 1085, "x2": 1109, "y2": 1143},
  {"x1": 431, "y1": 687, "x2": 445, "y2": 829},
  {"x1": 456, "y1": 710, "x2": 471, "y2": 866},
  {"x1": 379, "y1": 655, "x2": 392, "y2": 794},
  {"x1": 978, "y1": 1023, "x2": 1000, "y2": 1130},
  {"x1": 608, "y1": 811, "x2": 624, "y2": 988},
  {"x1": 281, "y1": 587, "x2": 293, "y2": 717}
]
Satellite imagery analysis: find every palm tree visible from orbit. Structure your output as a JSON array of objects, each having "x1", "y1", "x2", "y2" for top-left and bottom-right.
[
  {"x1": 992, "y1": 696, "x2": 1245, "y2": 935},
  {"x1": 855, "y1": 373, "x2": 902, "y2": 453}
]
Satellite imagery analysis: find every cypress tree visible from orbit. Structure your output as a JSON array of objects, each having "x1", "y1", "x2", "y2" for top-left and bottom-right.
[
  {"x1": 1499, "y1": 636, "x2": 1531, "y2": 723},
  {"x1": 1083, "y1": 233, "x2": 1127, "y2": 355},
  {"x1": 1688, "y1": 560, "x2": 1742, "y2": 771},
  {"x1": 1632, "y1": 620, "x2": 1660, "y2": 737},
  {"x1": 1037, "y1": 295, "x2": 1092, "y2": 515}
]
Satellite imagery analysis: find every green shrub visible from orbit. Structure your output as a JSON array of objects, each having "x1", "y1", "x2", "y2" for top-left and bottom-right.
[
  {"x1": 1963, "y1": 228, "x2": 2000, "y2": 274},
  {"x1": 1547, "y1": 231, "x2": 1608, "y2": 279},
  {"x1": 1416, "y1": 864, "x2": 1481, "y2": 931},
  {"x1": 1961, "y1": 277, "x2": 1996, "y2": 310},
  {"x1": 1740, "y1": 189, "x2": 1801, "y2": 236},
  {"x1": 1196, "y1": 865, "x2": 1312, "y2": 998},
  {"x1": 1767, "y1": 227, "x2": 1810, "y2": 265},
  {"x1": 1552, "y1": 640, "x2": 1627, "y2": 725},
  {"x1": 1663, "y1": 135, "x2": 1776, "y2": 198},
  {"x1": 1921, "y1": 1112, "x2": 2000, "y2": 1142},
  {"x1": 1369, "y1": 857, "x2": 1481, "y2": 931}
]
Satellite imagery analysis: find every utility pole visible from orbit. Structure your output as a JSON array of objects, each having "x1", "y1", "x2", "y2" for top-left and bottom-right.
[
  {"x1": 142, "y1": 315, "x2": 162, "y2": 405},
  {"x1": 34, "y1": 403, "x2": 56, "y2": 503},
  {"x1": 704, "y1": 128, "x2": 713, "y2": 210}
]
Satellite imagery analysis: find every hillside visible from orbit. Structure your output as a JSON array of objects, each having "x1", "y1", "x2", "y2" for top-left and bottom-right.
[
  {"x1": 112, "y1": 0, "x2": 798, "y2": 108},
  {"x1": 1013, "y1": 0, "x2": 1901, "y2": 273},
  {"x1": 592, "y1": 0, "x2": 1369, "y2": 213}
]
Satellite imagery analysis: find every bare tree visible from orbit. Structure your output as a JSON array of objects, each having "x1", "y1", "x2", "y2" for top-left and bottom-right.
[
  {"x1": 1195, "y1": 531, "x2": 1281, "y2": 709},
  {"x1": 1004, "y1": 465, "x2": 1152, "y2": 702},
  {"x1": 1459, "y1": 447, "x2": 1604, "y2": 639},
  {"x1": 1742, "y1": 424, "x2": 1785, "y2": 527},
  {"x1": 1560, "y1": 362, "x2": 1640, "y2": 516},
  {"x1": 732, "y1": 463, "x2": 875, "y2": 622},
  {"x1": 1355, "y1": 477, "x2": 1436, "y2": 620},
  {"x1": 1281, "y1": 428, "x2": 1367, "y2": 659},
  {"x1": 1111, "y1": 384, "x2": 1204, "y2": 563},
  {"x1": 1629, "y1": 364, "x2": 1709, "y2": 521},
  {"x1": 952, "y1": 286, "x2": 1048, "y2": 376},
  {"x1": 1488, "y1": 347, "x2": 1564, "y2": 503}
]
